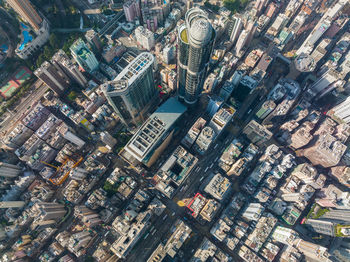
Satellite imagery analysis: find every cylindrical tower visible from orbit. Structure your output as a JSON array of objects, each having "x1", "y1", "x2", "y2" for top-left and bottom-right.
[{"x1": 177, "y1": 8, "x2": 216, "y2": 105}]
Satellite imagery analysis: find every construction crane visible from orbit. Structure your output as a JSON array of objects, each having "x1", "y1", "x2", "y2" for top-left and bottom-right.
[{"x1": 41, "y1": 156, "x2": 83, "y2": 186}]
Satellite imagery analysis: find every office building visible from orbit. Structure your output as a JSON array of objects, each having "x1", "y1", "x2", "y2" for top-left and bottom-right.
[
  {"x1": 35, "y1": 61, "x2": 70, "y2": 95},
  {"x1": 272, "y1": 226, "x2": 299, "y2": 245},
  {"x1": 306, "y1": 210, "x2": 350, "y2": 238},
  {"x1": 209, "y1": 104, "x2": 235, "y2": 136},
  {"x1": 85, "y1": 29, "x2": 102, "y2": 53},
  {"x1": 204, "y1": 173, "x2": 231, "y2": 201},
  {"x1": 121, "y1": 97, "x2": 187, "y2": 167},
  {"x1": 242, "y1": 203, "x2": 264, "y2": 221},
  {"x1": 295, "y1": 239, "x2": 331, "y2": 262},
  {"x1": 227, "y1": 16, "x2": 243, "y2": 44},
  {"x1": 134, "y1": 26, "x2": 155, "y2": 51},
  {"x1": 0, "y1": 162, "x2": 22, "y2": 178},
  {"x1": 235, "y1": 29, "x2": 249, "y2": 56},
  {"x1": 305, "y1": 219, "x2": 335, "y2": 237},
  {"x1": 70, "y1": 38, "x2": 99, "y2": 73},
  {"x1": 177, "y1": 8, "x2": 216, "y2": 105},
  {"x1": 147, "y1": 220, "x2": 192, "y2": 262},
  {"x1": 123, "y1": 0, "x2": 141, "y2": 22},
  {"x1": 243, "y1": 120, "x2": 273, "y2": 146},
  {"x1": 103, "y1": 52, "x2": 157, "y2": 127},
  {"x1": 154, "y1": 146, "x2": 198, "y2": 198},
  {"x1": 207, "y1": 96, "x2": 224, "y2": 117},
  {"x1": 331, "y1": 97, "x2": 350, "y2": 123},
  {"x1": 100, "y1": 131, "x2": 117, "y2": 148},
  {"x1": 256, "y1": 100, "x2": 275, "y2": 119},
  {"x1": 7, "y1": 0, "x2": 43, "y2": 31},
  {"x1": 309, "y1": 68, "x2": 341, "y2": 96},
  {"x1": 51, "y1": 50, "x2": 87, "y2": 88},
  {"x1": 303, "y1": 133, "x2": 346, "y2": 168},
  {"x1": 195, "y1": 126, "x2": 216, "y2": 155},
  {"x1": 30, "y1": 202, "x2": 66, "y2": 222},
  {"x1": 316, "y1": 184, "x2": 350, "y2": 209},
  {"x1": 181, "y1": 117, "x2": 206, "y2": 148}
]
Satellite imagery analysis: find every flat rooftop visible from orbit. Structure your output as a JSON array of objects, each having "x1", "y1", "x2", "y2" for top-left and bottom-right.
[
  {"x1": 124, "y1": 97, "x2": 187, "y2": 161},
  {"x1": 114, "y1": 52, "x2": 154, "y2": 90}
]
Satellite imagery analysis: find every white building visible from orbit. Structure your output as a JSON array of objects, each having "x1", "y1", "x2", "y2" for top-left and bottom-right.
[
  {"x1": 135, "y1": 26, "x2": 155, "y2": 51},
  {"x1": 332, "y1": 96, "x2": 350, "y2": 123},
  {"x1": 195, "y1": 126, "x2": 216, "y2": 155},
  {"x1": 15, "y1": 20, "x2": 50, "y2": 59}
]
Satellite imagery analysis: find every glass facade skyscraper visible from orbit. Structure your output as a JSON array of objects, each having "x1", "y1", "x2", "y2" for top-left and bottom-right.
[
  {"x1": 102, "y1": 52, "x2": 157, "y2": 127},
  {"x1": 178, "y1": 8, "x2": 216, "y2": 105}
]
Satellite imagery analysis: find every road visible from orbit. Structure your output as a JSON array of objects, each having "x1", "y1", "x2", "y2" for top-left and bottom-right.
[{"x1": 0, "y1": 80, "x2": 48, "y2": 139}]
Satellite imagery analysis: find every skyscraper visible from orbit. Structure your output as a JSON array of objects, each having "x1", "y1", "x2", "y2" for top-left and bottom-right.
[
  {"x1": 7, "y1": 0, "x2": 43, "y2": 31},
  {"x1": 0, "y1": 201, "x2": 25, "y2": 208},
  {"x1": 51, "y1": 50, "x2": 88, "y2": 88},
  {"x1": 123, "y1": 0, "x2": 141, "y2": 22},
  {"x1": 140, "y1": 0, "x2": 170, "y2": 32},
  {"x1": 0, "y1": 162, "x2": 22, "y2": 178},
  {"x1": 34, "y1": 61, "x2": 70, "y2": 95},
  {"x1": 70, "y1": 38, "x2": 99, "y2": 73},
  {"x1": 227, "y1": 16, "x2": 243, "y2": 44},
  {"x1": 102, "y1": 52, "x2": 157, "y2": 127},
  {"x1": 178, "y1": 8, "x2": 216, "y2": 105},
  {"x1": 331, "y1": 96, "x2": 350, "y2": 123}
]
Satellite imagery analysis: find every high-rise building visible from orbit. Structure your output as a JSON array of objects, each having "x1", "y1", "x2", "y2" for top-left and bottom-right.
[
  {"x1": 208, "y1": 104, "x2": 235, "y2": 136},
  {"x1": 330, "y1": 96, "x2": 350, "y2": 123},
  {"x1": 295, "y1": 239, "x2": 331, "y2": 262},
  {"x1": 34, "y1": 61, "x2": 70, "y2": 95},
  {"x1": 243, "y1": 120, "x2": 273, "y2": 146},
  {"x1": 0, "y1": 162, "x2": 22, "y2": 178},
  {"x1": 85, "y1": 29, "x2": 102, "y2": 53},
  {"x1": 123, "y1": 0, "x2": 141, "y2": 22},
  {"x1": 121, "y1": 97, "x2": 186, "y2": 167},
  {"x1": 31, "y1": 202, "x2": 66, "y2": 221},
  {"x1": 70, "y1": 38, "x2": 99, "y2": 73},
  {"x1": 140, "y1": 0, "x2": 170, "y2": 32},
  {"x1": 302, "y1": 133, "x2": 346, "y2": 168},
  {"x1": 134, "y1": 26, "x2": 155, "y2": 51},
  {"x1": 177, "y1": 8, "x2": 216, "y2": 105},
  {"x1": 309, "y1": 68, "x2": 341, "y2": 97},
  {"x1": 103, "y1": 52, "x2": 157, "y2": 127},
  {"x1": 100, "y1": 131, "x2": 117, "y2": 148},
  {"x1": 195, "y1": 126, "x2": 216, "y2": 155},
  {"x1": 235, "y1": 29, "x2": 249, "y2": 56},
  {"x1": 227, "y1": 16, "x2": 243, "y2": 44},
  {"x1": 7, "y1": 0, "x2": 43, "y2": 31},
  {"x1": 0, "y1": 201, "x2": 25, "y2": 208},
  {"x1": 51, "y1": 50, "x2": 88, "y2": 88},
  {"x1": 241, "y1": 203, "x2": 264, "y2": 221}
]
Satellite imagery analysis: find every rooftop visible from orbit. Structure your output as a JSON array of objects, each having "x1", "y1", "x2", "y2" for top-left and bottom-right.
[{"x1": 124, "y1": 98, "x2": 187, "y2": 161}]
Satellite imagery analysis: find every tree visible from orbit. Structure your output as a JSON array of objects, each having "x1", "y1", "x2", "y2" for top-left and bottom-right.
[
  {"x1": 36, "y1": 53, "x2": 45, "y2": 67},
  {"x1": 223, "y1": 0, "x2": 240, "y2": 12},
  {"x1": 43, "y1": 45, "x2": 53, "y2": 60},
  {"x1": 223, "y1": 0, "x2": 250, "y2": 12},
  {"x1": 67, "y1": 91, "x2": 77, "y2": 101},
  {"x1": 49, "y1": 33, "x2": 59, "y2": 49}
]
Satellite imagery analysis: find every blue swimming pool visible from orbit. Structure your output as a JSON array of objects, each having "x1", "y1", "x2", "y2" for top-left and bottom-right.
[
  {"x1": 0, "y1": 44, "x2": 8, "y2": 53},
  {"x1": 20, "y1": 23, "x2": 28, "y2": 29},
  {"x1": 18, "y1": 23, "x2": 33, "y2": 51}
]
